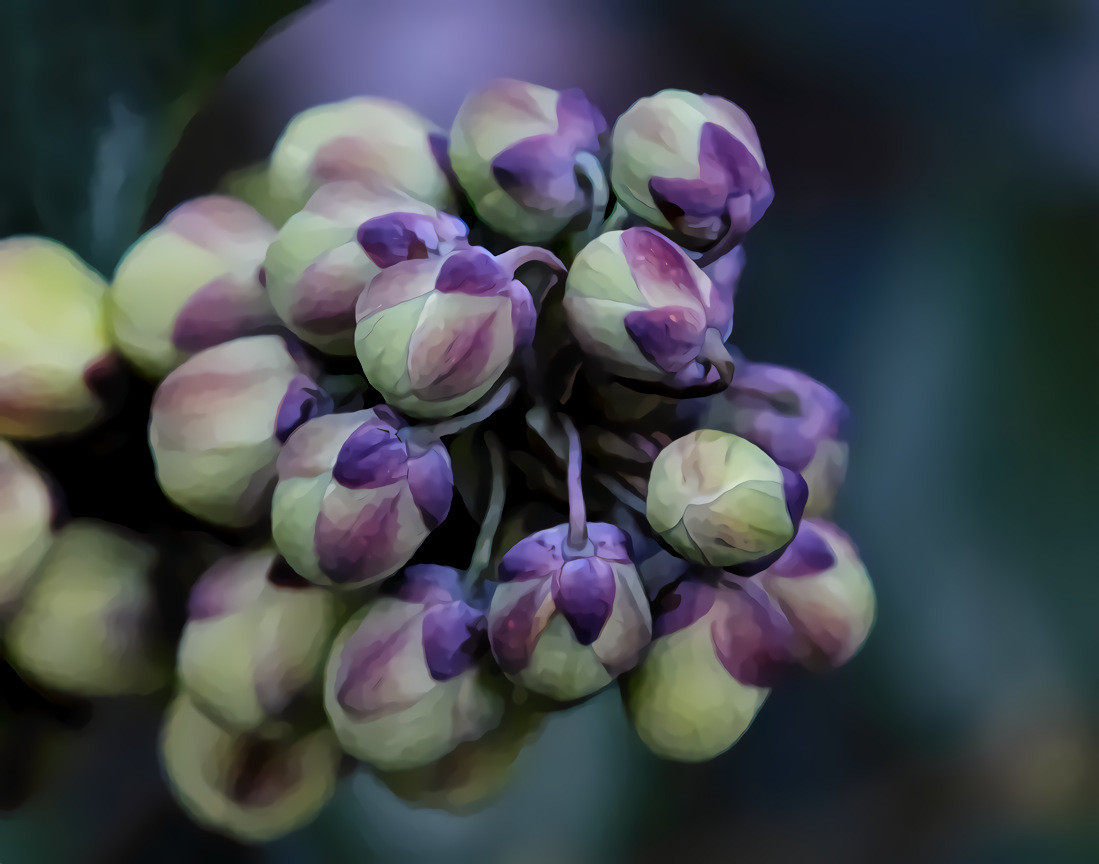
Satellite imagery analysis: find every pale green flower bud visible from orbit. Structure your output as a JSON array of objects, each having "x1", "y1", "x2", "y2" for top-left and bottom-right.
[{"x1": 0, "y1": 440, "x2": 56, "y2": 614}]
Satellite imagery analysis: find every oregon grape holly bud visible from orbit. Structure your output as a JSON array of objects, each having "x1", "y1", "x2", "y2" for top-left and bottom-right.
[
  {"x1": 0, "y1": 440, "x2": 56, "y2": 614},
  {"x1": 449, "y1": 79, "x2": 608, "y2": 242}
]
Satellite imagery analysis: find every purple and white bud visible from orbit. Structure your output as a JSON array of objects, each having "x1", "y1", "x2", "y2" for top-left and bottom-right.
[
  {"x1": 109, "y1": 196, "x2": 281, "y2": 379},
  {"x1": 755, "y1": 519, "x2": 875, "y2": 670},
  {"x1": 564, "y1": 228, "x2": 735, "y2": 394},
  {"x1": 263, "y1": 182, "x2": 468, "y2": 355},
  {"x1": 702, "y1": 361, "x2": 849, "y2": 516},
  {"x1": 355, "y1": 245, "x2": 560, "y2": 418},
  {"x1": 5, "y1": 520, "x2": 163, "y2": 696},
  {"x1": 487, "y1": 522, "x2": 652, "y2": 702},
  {"x1": 0, "y1": 441, "x2": 56, "y2": 614},
  {"x1": 272, "y1": 409, "x2": 453, "y2": 588},
  {"x1": 622, "y1": 568, "x2": 794, "y2": 762},
  {"x1": 450, "y1": 79, "x2": 608, "y2": 242},
  {"x1": 0, "y1": 237, "x2": 116, "y2": 440},
  {"x1": 178, "y1": 549, "x2": 337, "y2": 734},
  {"x1": 149, "y1": 335, "x2": 333, "y2": 528},
  {"x1": 647, "y1": 430, "x2": 808, "y2": 572},
  {"x1": 611, "y1": 89, "x2": 773, "y2": 252},
  {"x1": 160, "y1": 694, "x2": 340, "y2": 843},
  {"x1": 268, "y1": 97, "x2": 456, "y2": 214},
  {"x1": 324, "y1": 565, "x2": 503, "y2": 770}
]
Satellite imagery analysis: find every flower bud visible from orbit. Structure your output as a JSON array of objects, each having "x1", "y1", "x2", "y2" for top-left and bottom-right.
[
  {"x1": 324, "y1": 565, "x2": 503, "y2": 770},
  {"x1": 272, "y1": 409, "x2": 452, "y2": 588},
  {"x1": 263, "y1": 182, "x2": 468, "y2": 354},
  {"x1": 487, "y1": 523, "x2": 652, "y2": 702},
  {"x1": 5, "y1": 520, "x2": 162, "y2": 696},
  {"x1": 178, "y1": 549, "x2": 337, "y2": 734},
  {"x1": 755, "y1": 519, "x2": 875, "y2": 670},
  {"x1": 160, "y1": 694, "x2": 340, "y2": 843},
  {"x1": 268, "y1": 97, "x2": 456, "y2": 214},
  {"x1": 701, "y1": 361, "x2": 849, "y2": 516},
  {"x1": 610, "y1": 89, "x2": 773, "y2": 251},
  {"x1": 449, "y1": 79, "x2": 607, "y2": 242},
  {"x1": 109, "y1": 197, "x2": 281, "y2": 379},
  {"x1": 646, "y1": 430, "x2": 807, "y2": 572},
  {"x1": 149, "y1": 335, "x2": 333, "y2": 528},
  {"x1": 0, "y1": 440, "x2": 56, "y2": 614},
  {"x1": 622, "y1": 572, "x2": 793, "y2": 762},
  {"x1": 563, "y1": 228, "x2": 735, "y2": 393},
  {"x1": 355, "y1": 245, "x2": 559, "y2": 418},
  {"x1": 0, "y1": 237, "x2": 115, "y2": 439}
]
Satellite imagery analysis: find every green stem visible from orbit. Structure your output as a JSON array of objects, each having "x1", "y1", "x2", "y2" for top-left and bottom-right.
[{"x1": 464, "y1": 433, "x2": 507, "y2": 590}]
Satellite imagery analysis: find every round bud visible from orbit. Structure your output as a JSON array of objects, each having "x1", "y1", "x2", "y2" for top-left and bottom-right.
[
  {"x1": 449, "y1": 79, "x2": 607, "y2": 242},
  {"x1": 610, "y1": 89, "x2": 772, "y2": 251},
  {"x1": 149, "y1": 335, "x2": 333, "y2": 528},
  {"x1": 0, "y1": 440, "x2": 56, "y2": 614},
  {"x1": 646, "y1": 430, "x2": 807, "y2": 571},
  {"x1": 109, "y1": 196, "x2": 280, "y2": 379},
  {"x1": 0, "y1": 237, "x2": 115, "y2": 439}
]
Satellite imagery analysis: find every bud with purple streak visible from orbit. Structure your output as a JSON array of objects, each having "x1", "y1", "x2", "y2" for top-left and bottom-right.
[
  {"x1": 563, "y1": 228, "x2": 736, "y2": 394},
  {"x1": 268, "y1": 96, "x2": 456, "y2": 215},
  {"x1": 5, "y1": 520, "x2": 163, "y2": 696},
  {"x1": 178, "y1": 549, "x2": 337, "y2": 735},
  {"x1": 0, "y1": 440, "x2": 56, "y2": 614},
  {"x1": 622, "y1": 564, "x2": 795, "y2": 761},
  {"x1": 271, "y1": 408, "x2": 452, "y2": 588},
  {"x1": 0, "y1": 237, "x2": 117, "y2": 440},
  {"x1": 701, "y1": 361, "x2": 850, "y2": 516},
  {"x1": 355, "y1": 244, "x2": 561, "y2": 418},
  {"x1": 646, "y1": 429, "x2": 807, "y2": 573},
  {"x1": 160, "y1": 694, "x2": 340, "y2": 843},
  {"x1": 755, "y1": 518, "x2": 875, "y2": 670},
  {"x1": 263, "y1": 182, "x2": 468, "y2": 355},
  {"x1": 149, "y1": 335, "x2": 333, "y2": 528},
  {"x1": 449, "y1": 79, "x2": 608, "y2": 242},
  {"x1": 109, "y1": 196, "x2": 281, "y2": 379},
  {"x1": 487, "y1": 522, "x2": 652, "y2": 702},
  {"x1": 610, "y1": 89, "x2": 773, "y2": 253},
  {"x1": 324, "y1": 565, "x2": 503, "y2": 769}
]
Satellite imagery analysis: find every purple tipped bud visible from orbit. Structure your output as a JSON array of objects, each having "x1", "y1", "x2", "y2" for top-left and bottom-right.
[
  {"x1": 422, "y1": 601, "x2": 488, "y2": 681},
  {"x1": 357, "y1": 211, "x2": 468, "y2": 268},
  {"x1": 275, "y1": 374, "x2": 334, "y2": 443},
  {"x1": 552, "y1": 557, "x2": 616, "y2": 646}
]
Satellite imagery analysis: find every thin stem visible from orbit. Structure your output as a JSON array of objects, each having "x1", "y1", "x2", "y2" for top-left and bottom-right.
[
  {"x1": 464, "y1": 433, "x2": 507, "y2": 590},
  {"x1": 561, "y1": 414, "x2": 588, "y2": 551},
  {"x1": 402, "y1": 377, "x2": 518, "y2": 443},
  {"x1": 595, "y1": 472, "x2": 648, "y2": 516},
  {"x1": 575, "y1": 151, "x2": 610, "y2": 236}
]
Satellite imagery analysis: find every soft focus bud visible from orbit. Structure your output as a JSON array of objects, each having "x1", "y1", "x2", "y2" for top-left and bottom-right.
[
  {"x1": 150, "y1": 336, "x2": 333, "y2": 527},
  {"x1": 622, "y1": 571, "x2": 793, "y2": 761},
  {"x1": 702, "y1": 245, "x2": 746, "y2": 307},
  {"x1": 450, "y1": 79, "x2": 607, "y2": 242},
  {"x1": 487, "y1": 523, "x2": 652, "y2": 702},
  {"x1": 0, "y1": 440, "x2": 56, "y2": 614},
  {"x1": 0, "y1": 237, "x2": 115, "y2": 439},
  {"x1": 264, "y1": 182, "x2": 468, "y2": 355},
  {"x1": 646, "y1": 430, "x2": 807, "y2": 572},
  {"x1": 5, "y1": 520, "x2": 162, "y2": 696},
  {"x1": 268, "y1": 97, "x2": 456, "y2": 214},
  {"x1": 178, "y1": 549, "x2": 337, "y2": 734},
  {"x1": 564, "y1": 228, "x2": 735, "y2": 393},
  {"x1": 109, "y1": 197, "x2": 281, "y2": 379},
  {"x1": 755, "y1": 519, "x2": 875, "y2": 670},
  {"x1": 272, "y1": 409, "x2": 452, "y2": 588},
  {"x1": 160, "y1": 694, "x2": 340, "y2": 843},
  {"x1": 701, "y1": 361, "x2": 849, "y2": 516},
  {"x1": 356, "y1": 245, "x2": 559, "y2": 418},
  {"x1": 610, "y1": 89, "x2": 773, "y2": 251},
  {"x1": 324, "y1": 565, "x2": 503, "y2": 770}
]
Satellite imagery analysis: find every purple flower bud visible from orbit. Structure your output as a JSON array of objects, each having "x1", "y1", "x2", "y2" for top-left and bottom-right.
[
  {"x1": 272, "y1": 409, "x2": 453, "y2": 588},
  {"x1": 611, "y1": 90, "x2": 772, "y2": 252},
  {"x1": 756, "y1": 519, "x2": 876, "y2": 670},
  {"x1": 487, "y1": 522, "x2": 652, "y2": 701},
  {"x1": 450, "y1": 79, "x2": 608, "y2": 242},
  {"x1": 357, "y1": 211, "x2": 468, "y2": 268},
  {"x1": 355, "y1": 245, "x2": 561, "y2": 418},
  {"x1": 564, "y1": 228, "x2": 735, "y2": 394},
  {"x1": 324, "y1": 565, "x2": 503, "y2": 770},
  {"x1": 149, "y1": 336, "x2": 332, "y2": 527},
  {"x1": 702, "y1": 360, "x2": 849, "y2": 516}
]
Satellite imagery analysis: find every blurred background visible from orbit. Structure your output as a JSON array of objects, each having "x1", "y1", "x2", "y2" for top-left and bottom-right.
[{"x1": 2, "y1": 0, "x2": 1097, "y2": 861}]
